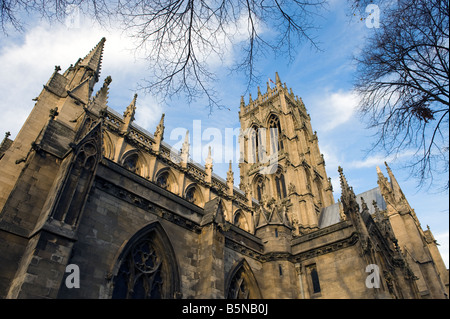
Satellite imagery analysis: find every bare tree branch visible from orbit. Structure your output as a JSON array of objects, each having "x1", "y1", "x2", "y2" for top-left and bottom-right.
[{"x1": 353, "y1": 0, "x2": 449, "y2": 190}]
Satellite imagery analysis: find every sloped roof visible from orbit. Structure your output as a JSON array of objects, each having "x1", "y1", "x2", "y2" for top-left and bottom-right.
[{"x1": 318, "y1": 187, "x2": 387, "y2": 228}]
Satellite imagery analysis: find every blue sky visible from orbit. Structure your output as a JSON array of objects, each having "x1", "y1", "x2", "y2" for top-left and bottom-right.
[{"x1": 0, "y1": 0, "x2": 448, "y2": 267}]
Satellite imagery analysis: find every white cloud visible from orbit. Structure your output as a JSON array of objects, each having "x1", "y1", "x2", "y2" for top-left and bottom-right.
[
  {"x1": 347, "y1": 150, "x2": 417, "y2": 169},
  {"x1": 434, "y1": 231, "x2": 449, "y2": 268},
  {"x1": 310, "y1": 89, "x2": 359, "y2": 132},
  {"x1": 0, "y1": 18, "x2": 160, "y2": 138},
  {"x1": 133, "y1": 95, "x2": 163, "y2": 132}
]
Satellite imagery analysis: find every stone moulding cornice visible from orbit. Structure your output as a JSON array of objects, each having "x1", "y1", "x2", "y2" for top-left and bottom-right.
[
  {"x1": 290, "y1": 232, "x2": 359, "y2": 264},
  {"x1": 96, "y1": 161, "x2": 204, "y2": 232},
  {"x1": 292, "y1": 220, "x2": 353, "y2": 244},
  {"x1": 223, "y1": 231, "x2": 359, "y2": 263},
  {"x1": 223, "y1": 221, "x2": 359, "y2": 263}
]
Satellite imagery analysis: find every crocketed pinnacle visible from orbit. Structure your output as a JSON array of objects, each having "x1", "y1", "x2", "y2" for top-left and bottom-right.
[{"x1": 79, "y1": 37, "x2": 106, "y2": 79}]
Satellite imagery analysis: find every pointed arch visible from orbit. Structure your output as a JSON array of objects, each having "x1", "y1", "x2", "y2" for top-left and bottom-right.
[
  {"x1": 102, "y1": 130, "x2": 115, "y2": 160},
  {"x1": 252, "y1": 174, "x2": 265, "y2": 203},
  {"x1": 249, "y1": 125, "x2": 261, "y2": 163},
  {"x1": 109, "y1": 222, "x2": 181, "y2": 299},
  {"x1": 226, "y1": 259, "x2": 262, "y2": 299},
  {"x1": 233, "y1": 209, "x2": 250, "y2": 232},
  {"x1": 52, "y1": 123, "x2": 101, "y2": 226},
  {"x1": 266, "y1": 113, "x2": 283, "y2": 154},
  {"x1": 120, "y1": 149, "x2": 148, "y2": 178},
  {"x1": 274, "y1": 167, "x2": 287, "y2": 199},
  {"x1": 154, "y1": 167, "x2": 178, "y2": 194},
  {"x1": 184, "y1": 183, "x2": 204, "y2": 207}
]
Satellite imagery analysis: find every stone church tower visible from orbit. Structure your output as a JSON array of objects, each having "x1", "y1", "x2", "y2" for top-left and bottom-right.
[
  {"x1": 238, "y1": 72, "x2": 334, "y2": 235},
  {"x1": 0, "y1": 38, "x2": 447, "y2": 299}
]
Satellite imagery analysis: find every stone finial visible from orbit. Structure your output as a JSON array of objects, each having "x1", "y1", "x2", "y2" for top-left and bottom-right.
[
  {"x1": 205, "y1": 146, "x2": 213, "y2": 169},
  {"x1": 275, "y1": 72, "x2": 281, "y2": 85},
  {"x1": 123, "y1": 93, "x2": 138, "y2": 120},
  {"x1": 104, "y1": 75, "x2": 112, "y2": 86},
  {"x1": 181, "y1": 130, "x2": 190, "y2": 155},
  {"x1": 226, "y1": 160, "x2": 234, "y2": 195},
  {"x1": 180, "y1": 130, "x2": 190, "y2": 168},
  {"x1": 154, "y1": 113, "x2": 165, "y2": 139},
  {"x1": 227, "y1": 160, "x2": 234, "y2": 182}
]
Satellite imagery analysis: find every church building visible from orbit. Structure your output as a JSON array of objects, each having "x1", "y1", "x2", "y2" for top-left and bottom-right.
[{"x1": 0, "y1": 38, "x2": 448, "y2": 299}]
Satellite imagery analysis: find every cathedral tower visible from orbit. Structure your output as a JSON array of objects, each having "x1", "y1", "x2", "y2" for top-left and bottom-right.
[{"x1": 239, "y1": 73, "x2": 334, "y2": 234}]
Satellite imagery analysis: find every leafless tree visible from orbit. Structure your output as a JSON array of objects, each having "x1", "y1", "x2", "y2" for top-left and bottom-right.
[
  {"x1": 353, "y1": 0, "x2": 449, "y2": 190},
  {"x1": 1, "y1": 0, "x2": 325, "y2": 111},
  {"x1": 0, "y1": 1, "x2": 111, "y2": 32},
  {"x1": 114, "y1": 0, "x2": 325, "y2": 111}
]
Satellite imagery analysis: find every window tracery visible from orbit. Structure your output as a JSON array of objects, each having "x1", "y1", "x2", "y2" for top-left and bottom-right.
[
  {"x1": 268, "y1": 115, "x2": 283, "y2": 153},
  {"x1": 156, "y1": 171, "x2": 169, "y2": 190},
  {"x1": 227, "y1": 267, "x2": 251, "y2": 299},
  {"x1": 227, "y1": 261, "x2": 261, "y2": 299},
  {"x1": 255, "y1": 176, "x2": 265, "y2": 202},
  {"x1": 275, "y1": 168, "x2": 287, "y2": 199},
  {"x1": 250, "y1": 125, "x2": 261, "y2": 163},
  {"x1": 112, "y1": 236, "x2": 163, "y2": 298},
  {"x1": 233, "y1": 210, "x2": 250, "y2": 232},
  {"x1": 123, "y1": 154, "x2": 139, "y2": 174}
]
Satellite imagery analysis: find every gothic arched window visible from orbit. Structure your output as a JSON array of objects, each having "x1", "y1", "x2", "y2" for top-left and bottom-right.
[
  {"x1": 111, "y1": 223, "x2": 180, "y2": 299},
  {"x1": 226, "y1": 260, "x2": 262, "y2": 299},
  {"x1": 113, "y1": 237, "x2": 163, "y2": 299},
  {"x1": 52, "y1": 140, "x2": 98, "y2": 226},
  {"x1": 268, "y1": 115, "x2": 283, "y2": 153},
  {"x1": 250, "y1": 126, "x2": 260, "y2": 163},
  {"x1": 233, "y1": 210, "x2": 250, "y2": 232},
  {"x1": 123, "y1": 154, "x2": 140, "y2": 174},
  {"x1": 184, "y1": 184, "x2": 203, "y2": 206},
  {"x1": 306, "y1": 264, "x2": 321, "y2": 294},
  {"x1": 185, "y1": 186, "x2": 196, "y2": 203},
  {"x1": 228, "y1": 267, "x2": 250, "y2": 299},
  {"x1": 275, "y1": 169, "x2": 287, "y2": 199},
  {"x1": 156, "y1": 171, "x2": 169, "y2": 190},
  {"x1": 254, "y1": 176, "x2": 264, "y2": 202}
]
